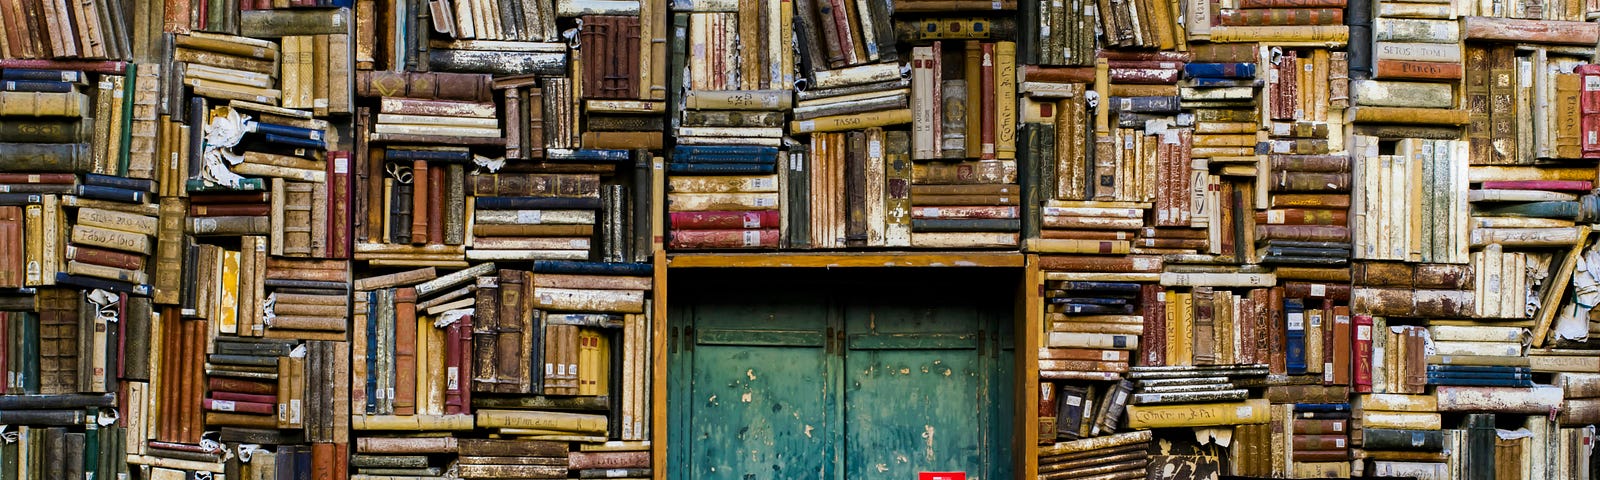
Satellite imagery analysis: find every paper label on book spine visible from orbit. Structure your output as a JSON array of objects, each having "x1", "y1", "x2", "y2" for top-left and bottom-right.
[
  {"x1": 1103, "y1": 350, "x2": 1120, "y2": 361},
  {"x1": 1309, "y1": 312, "x2": 1322, "y2": 327},
  {"x1": 753, "y1": 196, "x2": 777, "y2": 207},
  {"x1": 605, "y1": 469, "x2": 630, "y2": 478},
  {"x1": 1133, "y1": 257, "x2": 1159, "y2": 271},
  {"x1": 1066, "y1": 396, "x2": 1083, "y2": 406},
  {"x1": 1324, "y1": 366, "x2": 1333, "y2": 382},
  {"x1": 518, "y1": 211, "x2": 543, "y2": 224},
  {"x1": 1236, "y1": 405, "x2": 1253, "y2": 418},
  {"x1": 1310, "y1": 283, "x2": 1326, "y2": 297},
  {"x1": 1357, "y1": 325, "x2": 1371, "y2": 340},
  {"x1": 213, "y1": 400, "x2": 236, "y2": 412},
  {"x1": 1288, "y1": 312, "x2": 1305, "y2": 330},
  {"x1": 1333, "y1": 421, "x2": 1343, "y2": 430},
  {"x1": 750, "y1": 177, "x2": 776, "y2": 190},
  {"x1": 743, "y1": 230, "x2": 761, "y2": 246},
  {"x1": 447, "y1": 367, "x2": 459, "y2": 389},
  {"x1": 742, "y1": 212, "x2": 761, "y2": 229}
]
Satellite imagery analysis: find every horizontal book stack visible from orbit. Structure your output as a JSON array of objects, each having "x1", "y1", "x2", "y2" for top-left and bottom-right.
[
  {"x1": 1555, "y1": 373, "x2": 1600, "y2": 424},
  {"x1": 1352, "y1": 0, "x2": 1465, "y2": 134},
  {"x1": 1035, "y1": 430, "x2": 1151, "y2": 480},
  {"x1": 469, "y1": 171, "x2": 601, "y2": 261},
  {"x1": 666, "y1": 145, "x2": 782, "y2": 250},
  {"x1": 1289, "y1": 402, "x2": 1354, "y2": 470},
  {"x1": 1121, "y1": 365, "x2": 1268, "y2": 427},
  {"x1": 1356, "y1": 394, "x2": 1448, "y2": 477}
]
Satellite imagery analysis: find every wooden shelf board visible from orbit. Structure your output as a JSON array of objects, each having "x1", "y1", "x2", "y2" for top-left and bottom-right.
[{"x1": 666, "y1": 251, "x2": 1027, "y2": 268}]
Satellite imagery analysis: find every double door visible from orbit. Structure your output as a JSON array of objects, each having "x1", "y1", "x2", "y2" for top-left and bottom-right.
[{"x1": 667, "y1": 270, "x2": 1015, "y2": 480}]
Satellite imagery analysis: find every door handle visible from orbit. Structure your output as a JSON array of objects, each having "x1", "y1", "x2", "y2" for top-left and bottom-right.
[
  {"x1": 684, "y1": 326, "x2": 694, "y2": 352},
  {"x1": 977, "y1": 329, "x2": 986, "y2": 357},
  {"x1": 668, "y1": 326, "x2": 677, "y2": 354},
  {"x1": 825, "y1": 327, "x2": 835, "y2": 354}
]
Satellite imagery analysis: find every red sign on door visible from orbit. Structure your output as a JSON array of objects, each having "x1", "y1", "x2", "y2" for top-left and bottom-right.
[{"x1": 919, "y1": 473, "x2": 966, "y2": 480}]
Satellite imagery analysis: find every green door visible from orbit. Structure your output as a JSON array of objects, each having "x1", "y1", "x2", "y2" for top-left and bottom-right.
[{"x1": 669, "y1": 270, "x2": 1014, "y2": 480}]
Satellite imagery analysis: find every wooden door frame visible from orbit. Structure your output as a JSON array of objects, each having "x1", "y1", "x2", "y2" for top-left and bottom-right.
[{"x1": 649, "y1": 252, "x2": 1041, "y2": 480}]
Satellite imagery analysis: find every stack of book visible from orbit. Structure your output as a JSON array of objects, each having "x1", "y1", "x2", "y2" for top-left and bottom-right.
[
  {"x1": 1555, "y1": 372, "x2": 1600, "y2": 425},
  {"x1": 1261, "y1": 153, "x2": 1352, "y2": 267},
  {"x1": 1358, "y1": 394, "x2": 1449, "y2": 478},
  {"x1": 1036, "y1": 430, "x2": 1151, "y2": 480},
  {"x1": 1290, "y1": 402, "x2": 1354, "y2": 469},
  {"x1": 1352, "y1": 262, "x2": 1475, "y2": 319},
  {"x1": 1352, "y1": 1, "x2": 1465, "y2": 131},
  {"x1": 665, "y1": 145, "x2": 782, "y2": 250},
  {"x1": 468, "y1": 171, "x2": 600, "y2": 261}
]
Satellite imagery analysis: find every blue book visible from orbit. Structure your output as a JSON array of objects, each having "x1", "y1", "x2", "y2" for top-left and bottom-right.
[
  {"x1": 262, "y1": 133, "x2": 326, "y2": 149},
  {"x1": 1426, "y1": 371, "x2": 1531, "y2": 380},
  {"x1": 1109, "y1": 96, "x2": 1180, "y2": 113},
  {"x1": 1045, "y1": 297, "x2": 1130, "y2": 306},
  {"x1": 667, "y1": 163, "x2": 777, "y2": 174},
  {"x1": 250, "y1": 121, "x2": 325, "y2": 141},
  {"x1": 673, "y1": 153, "x2": 778, "y2": 164},
  {"x1": 1293, "y1": 403, "x2": 1351, "y2": 413},
  {"x1": 1183, "y1": 77, "x2": 1260, "y2": 88},
  {"x1": 365, "y1": 291, "x2": 378, "y2": 414},
  {"x1": 1052, "y1": 303, "x2": 1136, "y2": 314},
  {"x1": 1426, "y1": 377, "x2": 1535, "y2": 387},
  {"x1": 909, "y1": 218, "x2": 1022, "y2": 232},
  {"x1": 1426, "y1": 365, "x2": 1531, "y2": 375},
  {"x1": 474, "y1": 196, "x2": 603, "y2": 210},
  {"x1": 0, "y1": 69, "x2": 83, "y2": 82},
  {"x1": 0, "y1": 193, "x2": 44, "y2": 205},
  {"x1": 1, "y1": 80, "x2": 74, "y2": 92},
  {"x1": 531, "y1": 260, "x2": 653, "y2": 276},
  {"x1": 674, "y1": 145, "x2": 779, "y2": 157},
  {"x1": 385, "y1": 149, "x2": 473, "y2": 162},
  {"x1": 18, "y1": 312, "x2": 38, "y2": 393},
  {"x1": 186, "y1": 178, "x2": 268, "y2": 192},
  {"x1": 76, "y1": 184, "x2": 145, "y2": 204},
  {"x1": 547, "y1": 148, "x2": 632, "y2": 162},
  {"x1": 1285, "y1": 299, "x2": 1307, "y2": 375},
  {"x1": 54, "y1": 273, "x2": 152, "y2": 297},
  {"x1": 1056, "y1": 282, "x2": 1143, "y2": 294},
  {"x1": 85, "y1": 173, "x2": 154, "y2": 192},
  {"x1": 1184, "y1": 62, "x2": 1258, "y2": 79}
]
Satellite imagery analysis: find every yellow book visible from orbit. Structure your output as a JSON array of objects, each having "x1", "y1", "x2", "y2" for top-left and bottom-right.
[
  {"x1": 1207, "y1": 25, "x2": 1350, "y2": 44},
  {"x1": 1358, "y1": 394, "x2": 1438, "y2": 412},
  {"x1": 71, "y1": 224, "x2": 152, "y2": 255},
  {"x1": 76, "y1": 207, "x2": 158, "y2": 236},
  {"x1": 995, "y1": 41, "x2": 1017, "y2": 159},
  {"x1": 215, "y1": 250, "x2": 240, "y2": 334},
  {"x1": 352, "y1": 414, "x2": 476, "y2": 430},
  {"x1": 1363, "y1": 411, "x2": 1444, "y2": 430},
  {"x1": 475, "y1": 409, "x2": 608, "y2": 434},
  {"x1": 789, "y1": 108, "x2": 913, "y2": 134},
  {"x1": 1125, "y1": 398, "x2": 1270, "y2": 428},
  {"x1": 23, "y1": 203, "x2": 43, "y2": 286}
]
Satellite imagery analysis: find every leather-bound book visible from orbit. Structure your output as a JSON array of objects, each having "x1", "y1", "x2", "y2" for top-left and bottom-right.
[
  {"x1": 0, "y1": 206, "x2": 20, "y2": 288},
  {"x1": 393, "y1": 287, "x2": 417, "y2": 416},
  {"x1": 355, "y1": 71, "x2": 493, "y2": 101},
  {"x1": 410, "y1": 160, "x2": 429, "y2": 245},
  {"x1": 281, "y1": 180, "x2": 314, "y2": 256},
  {"x1": 471, "y1": 274, "x2": 500, "y2": 393},
  {"x1": 494, "y1": 270, "x2": 529, "y2": 394},
  {"x1": 427, "y1": 165, "x2": 444, "y2": 245}
]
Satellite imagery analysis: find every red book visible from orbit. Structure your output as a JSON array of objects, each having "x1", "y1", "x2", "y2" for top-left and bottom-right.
[
  {"x1": 427, "y1": 164, "x2": 445, "y2": 245},
  {"x1": 1329, "y1": 305, "x2": 1351, "y2": 386},
  {"x1": 1479, "y1": 180, "x2": 1593, "y2": 191},
  {"x1": 444, "y1": 313, "x2": 466, "y2": 415},
  {"x1": 1579, "y1": 64, "x2": 1600, "y2": 114},
  {"x1": 1268, "y1": 286, "x2": 1286, "y2": 375},
  {"x1": 1374, "y1": 60, "x2": 1463, "y2": 81},
  {"x1": 457, "y1": 314, "x2": 472, "y2": 415},
  {"x1": 1353, "y1": 314, "x2": 1373, "y2": 393},
  {"x1": 669, "y1": 210, "x2": 781, "y2": 230},
  {"x1": 313, "y1": 443, "x2": 336, "y2": 480},
  {"x1": 208, "y1": 377, "x2": 276, "y2": 395},
  {"x1": 393, "y1": 287, "x2": 418, "y2": 416},
  {"x1": 979, "y1": 42, "x2": 997, "y2": 160},
  {"x1": 667, "y1": 229, "x2": 781, "y2": 249},
  {"x1": 1585, "y1": 114, "x2": 1600, "y2": 156},
  {"x1": 328, "y1": 151, "x2": 352, "y2": 259},
  {"x1": 411, "y1": 161, "x2": 430, "y2": 245},
  {"x1": 0, "y1": 313, "x2": 7, "y2": 395},
  {"x1": 0, "y1": 173, "x2": 76, "y2": 184},
  {"x1": 0, "y1": 59, "x2": 127, "y2": 74},
  {"x1": 211, "y1": 391, "x2": 277, "y2": 404},
  {"x1": 0, "y1": 206, "x2": 21, "y2": 288},
  {"x1": 1140, "y1": 284, "x2": 1166, "y2": 366},
  {"x1": 203, "y1": 398, "x2": 276, "y2": 415}
]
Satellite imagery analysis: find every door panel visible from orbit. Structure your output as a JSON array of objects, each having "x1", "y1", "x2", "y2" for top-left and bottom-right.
[
  {"x1": 671, "y1": 293, "x2": 837, "y2": 480},
  {"x1": 843, "y1": 301, "x2": 999, "y2": 480},
  {"x1": 669, "y1": 270, "x2": 1015, "y2": 480}
]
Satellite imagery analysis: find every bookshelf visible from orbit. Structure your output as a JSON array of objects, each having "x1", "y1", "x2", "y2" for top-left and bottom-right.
[{"x1": 5, "y1": 0, "x2": 1600, "y2": 474}]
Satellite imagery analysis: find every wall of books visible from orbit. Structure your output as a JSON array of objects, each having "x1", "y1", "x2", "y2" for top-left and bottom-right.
[{"x1": 5, "y1": 0, "x2": 1600, "y2": 475}]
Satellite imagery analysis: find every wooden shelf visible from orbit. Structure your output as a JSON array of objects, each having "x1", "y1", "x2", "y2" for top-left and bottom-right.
[{"x1": 665, "y1": 251, "x2": 1027, "y2": 268}]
